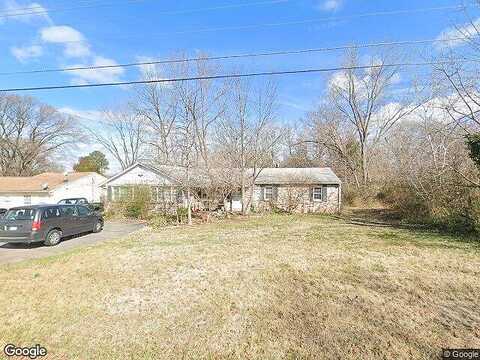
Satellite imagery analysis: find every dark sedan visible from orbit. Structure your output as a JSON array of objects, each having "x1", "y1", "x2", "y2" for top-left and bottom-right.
[{"x1": 0, "y1": 204, "x2": 103, "y2": 246}]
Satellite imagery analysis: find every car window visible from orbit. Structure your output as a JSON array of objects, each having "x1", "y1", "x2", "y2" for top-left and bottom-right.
[
  {"x1": 43, "y1": 207, "x2": 61, "y2": 219},
  {"x1": 78, "y1": 199, "x2": 87, "y2": 204},
  {"x1": 59, "y1": 206, "x2": 76, "y2": 217},
  {"x1": 77, "y1": 206, "x2": 90, "y2": 216},
  {"x1": 5, "y1": 208, "x2": 37, "y2": 221}
]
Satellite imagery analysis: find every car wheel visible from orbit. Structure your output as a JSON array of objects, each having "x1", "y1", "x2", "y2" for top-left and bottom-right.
[
  {"x1": 93, "y1": 221, "x2": 103, "y2": 233},
  {"x1": 44, "y1": 229, "x2": 62, "y2": 246}
]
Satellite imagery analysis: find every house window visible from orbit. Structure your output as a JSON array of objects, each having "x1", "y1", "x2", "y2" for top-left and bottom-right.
[
  {"x1": 24, "y1": 195, "x2": 31, "y2": 205},
  {"x1": 313, "y1": 187, "x2": 323, "y2": 201},
  {"x1": 264, "y1": 186, "x2": 274, "y2": 201},
  {"x1": 113, "y1": 187, "x2": 120, "y2": 201}
]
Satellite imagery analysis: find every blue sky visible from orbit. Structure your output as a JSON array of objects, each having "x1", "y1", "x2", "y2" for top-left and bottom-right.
[{"x1": 0, "y1": 0, "x2": 475, "y2": 169}]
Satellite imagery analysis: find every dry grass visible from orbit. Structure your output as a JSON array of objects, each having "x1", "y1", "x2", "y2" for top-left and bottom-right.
[{"x1": 0, "y1": 214, "x2": 479, "y2": 359}]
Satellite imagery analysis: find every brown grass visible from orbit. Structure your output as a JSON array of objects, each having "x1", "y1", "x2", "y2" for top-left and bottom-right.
[{"x1": 0, "y1": 214, "x2": 479, "y2": 359}]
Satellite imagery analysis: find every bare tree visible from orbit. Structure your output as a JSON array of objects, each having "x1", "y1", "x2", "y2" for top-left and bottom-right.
[
  {"x1": 326, "y1": 49, "x2": 420, "y2": 185},
  {"x1": 217, "y1": 77, "x2": 282, "y2": 214},
  {"x1": 0, "y1": 94, "x2": 77, "y2": 176},
  {"x1": 135, "y1": 69, "x2": 178, "y2": 165},
  {"x1": 86, "y1": 108, "x2": 147, "y2": 170}
]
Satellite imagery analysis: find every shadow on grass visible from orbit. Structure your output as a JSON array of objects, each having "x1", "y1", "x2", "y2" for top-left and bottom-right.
[{"x1": 334, "y1": 208, "x2": 480, "y2": 248}]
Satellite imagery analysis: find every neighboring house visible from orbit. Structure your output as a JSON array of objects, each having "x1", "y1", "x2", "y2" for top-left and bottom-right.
[
  {"x1": 102, "y1": 163, "x2": 341, "y2": 213},
  {"x1": 0, "y1": 172, "x2": 107, "y2": 209}
]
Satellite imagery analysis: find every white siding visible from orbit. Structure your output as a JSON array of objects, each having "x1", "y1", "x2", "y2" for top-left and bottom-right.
[
  {"x1": 107, "y1": 165, "x2": 175, "y2": 187},
  {"x1": 0, "y1": 173, "x2": 106, "y2": 209},
  {"x1": 51, "y1": 173, "x2": 106, "y2": 203},
  {"x1": 0, "y1": 194, "x2": 50, "y2": 209}
]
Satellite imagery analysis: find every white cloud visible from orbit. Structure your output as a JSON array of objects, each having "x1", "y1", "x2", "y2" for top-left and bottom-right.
[
  {"x1": 436, "y1": 18, "x2": 480, "y2": 49},
  {"x1": 69, "y1": 56, "x2": 125, "y2": 85},
  {"x1": 40, "y1": 25, "x2": 91, "y2": 58},
  {"x1": 319, "y1": 0, "x2": 342, "y2": 11},
  {"x1": 2, "y1": 0, "x2": 51, "y2": 23},
  {"x1": 10, "y1": 44, "x2": 42, "y2": 61}
]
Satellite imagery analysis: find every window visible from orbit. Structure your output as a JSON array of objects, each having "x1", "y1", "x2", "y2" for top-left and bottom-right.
[
  {"x1": 5, "y1": 208, "x2": 36, "y2": 221},
  {"x1": 60, "y1": 205, "x2": 76, "y2": 217},
  {"x1": 77, "y1": 206, "x2": 90, "y2": 216},
  {"x1": 264, "y1": 186, "x2": 274, "y2": 201},
  {"x1": 113, "y1": 187, "x2": 120, "y2": 201},
  {"x1": 23, "y1": 195, "x2": 31, "y2": 205},
  {"x1": 313, "y1": 187, "x2": 323, "y2": 201},
  {"x1": 43, "y1": 207, "x2": 61, "y2": 219}
]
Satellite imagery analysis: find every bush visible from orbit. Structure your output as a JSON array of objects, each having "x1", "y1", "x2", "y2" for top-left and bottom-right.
[
  {"x1": 123, "y1": 186, "x2": 151, "y2": 219},
  {"x1": 148, "y1": 214, "x2": 178, "y2": 229}
]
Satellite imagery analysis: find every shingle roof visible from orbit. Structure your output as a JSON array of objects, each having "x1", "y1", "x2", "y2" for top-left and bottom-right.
[
  {"x1": 103, "y1": 163, "x2": 341, "y2": 188},
  {"x1": 251, "y1": 167, "x2": 341, "y2": 185},
  {"x1": 0, "y1": 172, "x2": 95, "y2": 193}
]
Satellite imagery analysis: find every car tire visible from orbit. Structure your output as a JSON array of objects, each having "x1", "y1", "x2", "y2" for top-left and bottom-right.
[
  {"x1": 44, "y1": 229, "x2": 62, "y2": 246},
  {"x1": 93, "y1": 221, "x2": 103, "y2": 233}
]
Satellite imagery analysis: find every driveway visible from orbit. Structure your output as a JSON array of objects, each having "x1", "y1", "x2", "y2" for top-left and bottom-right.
[{"x1": 0, "y1": 221, "x2": 145, "y2": 265}]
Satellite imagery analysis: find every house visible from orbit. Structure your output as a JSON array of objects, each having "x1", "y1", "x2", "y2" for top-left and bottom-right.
[
  {"x1": 0, "y1": 172, "x2": 107, "y2": 209},
  {"x1": 230, "y1": 167, "x2": 342, "y2": 213},
  {"x1": 102, "y1": 163, "x2": 341, "y2": 213}
]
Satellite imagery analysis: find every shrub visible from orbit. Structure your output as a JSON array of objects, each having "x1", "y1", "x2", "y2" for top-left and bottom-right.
[
  {"x1": 123, "y1": 186, "x2": 151, "y2": 219},
  {"x1": 148, "y1": 214, "x2": 178, "y2": 229}
]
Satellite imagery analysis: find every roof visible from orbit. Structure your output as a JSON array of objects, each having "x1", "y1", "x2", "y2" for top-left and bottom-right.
[
  {"x1": 103, "y1": 163, "x2": 341, "y2": 187},
  {"x1": 252, "y1": 167, "x2": 341, "y2": 185},
  {"x1": 0, "y1": 172, "x2": 97, "y2": 193}
]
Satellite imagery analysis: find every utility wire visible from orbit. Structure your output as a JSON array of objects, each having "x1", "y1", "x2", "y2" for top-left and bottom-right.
[
  {"x1": 0, "y1": 0, "x2": 287, "y2": 18},
  {"x1": 0, "y1": 0, "x2": 146, "y2": 18},
  {"x1": 0, "y1": 59, "x2": 473, "y2": 93},
  {"x1": 0, "y1": 37, "x2": 467, "y2": 76},
  {"x1": 17, "y1": 4, "x2": 467, "y2": 46}
]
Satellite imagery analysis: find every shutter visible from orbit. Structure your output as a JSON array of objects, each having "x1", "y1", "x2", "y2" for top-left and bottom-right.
[
  {"x1": 322, "y1": 185, "x2": 328, "y2": 202},
  {"x1": 310, "y1": 187, "x2": 314, "y2": 202},
  {"x1": 107, "y1": 186, "x2": 112, "y2": 202},
  {"x1": 261, "y1": 186, "x2": 266, "y2": 201},
  {"x1": 273, "y1": 186, "x2": 278, "y2": 201}
]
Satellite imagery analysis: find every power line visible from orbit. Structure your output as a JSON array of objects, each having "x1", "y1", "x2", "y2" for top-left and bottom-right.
[
  {"x1": 0, "y1": 59, "x2": 473, "y2": 93},
  {"x1": 0, "y1": 0, "x2": 146, "y2": 18},
  {"x1": 0, "y1": 37, "x2": 467, "y2": 76},
  {"x1": 0, "y1": 0, "x2": 287, "y2": 19},
  {"x1": 18, "y1": 4, "x2": 467, "y2": 47}
]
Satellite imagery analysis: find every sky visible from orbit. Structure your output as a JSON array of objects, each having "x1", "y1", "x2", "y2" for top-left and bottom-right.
[{"x1": 0, "y1": 0, "x2": 477, "y2": 171}]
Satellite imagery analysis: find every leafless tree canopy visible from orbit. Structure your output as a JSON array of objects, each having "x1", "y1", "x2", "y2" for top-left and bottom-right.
[
  {"x1": 0, "y1": 94, "x2": 78, "y2": 176},
  {"x1": 86, "y1": 109, "x2": 147, "y2": 171}
]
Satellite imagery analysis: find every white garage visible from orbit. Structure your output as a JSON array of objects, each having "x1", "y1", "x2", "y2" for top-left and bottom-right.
[{"x1": 0, "y1": 172, "x2": 106, "y2": 209}]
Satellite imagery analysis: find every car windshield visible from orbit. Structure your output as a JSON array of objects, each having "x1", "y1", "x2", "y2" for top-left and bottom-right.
[{"x1": 5, "y1": 208, "x2": 37, "y2": 221}]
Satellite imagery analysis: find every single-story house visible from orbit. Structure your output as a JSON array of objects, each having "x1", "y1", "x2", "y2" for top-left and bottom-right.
[
  {"x1": 102, "y1": 163, "x2": 341, "y2": 213},
  {"x1": 0, "y1": 172, "x2": 106, "y2": 209}
]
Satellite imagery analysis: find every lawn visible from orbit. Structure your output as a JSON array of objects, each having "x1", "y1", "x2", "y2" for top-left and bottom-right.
[{"x1": 0, "y1": 214, "x2": 479, "y2": 359}]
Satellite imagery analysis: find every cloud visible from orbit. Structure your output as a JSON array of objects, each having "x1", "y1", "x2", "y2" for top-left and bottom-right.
[
  {"x1": 68, "y1": 56, "x2": 125, "y2": 85},
  {"x1": 436, "y1": 17, "x2": 480, "y2": 49},
  {"x1": 318, "y1": 0, "x2": 342, "y2": 11},
  {"x1": 40, "y1": 25, "x2": 90, "y2": 58},
  {"x1": 10, "y1": 44, "x2": 43, "y2": 61},
  {"x1": 1, "y1": 0, "x2": 51, "y2": 23}
]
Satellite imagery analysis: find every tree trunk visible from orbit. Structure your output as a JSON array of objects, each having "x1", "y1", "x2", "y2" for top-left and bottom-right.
[
  {"x1": 360, "y1": 141, "x2": 368, "y2": 185},
  {"x1": 187, "y1": 190, "x2": 192, "y2": 225}
]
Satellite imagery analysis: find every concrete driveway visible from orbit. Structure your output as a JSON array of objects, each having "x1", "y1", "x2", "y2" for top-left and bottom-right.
[{"x1": 0, "y1": 221, "x2": 145, "y2": 265}]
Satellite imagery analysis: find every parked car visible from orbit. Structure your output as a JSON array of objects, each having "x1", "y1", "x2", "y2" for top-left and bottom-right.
[
  {"x1": 58, "y1": 198, "x2": 104, "y2": 213},
  {"x1": 0, "y1": 208, "x2": 7, "y2": 218},
  {"x1": 0, "y1": 204, "x2": 104, "y2": 246}
]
